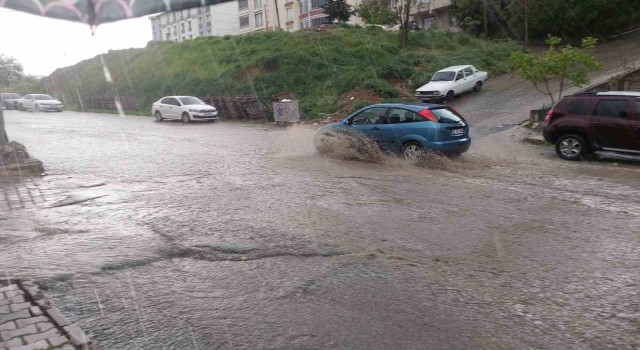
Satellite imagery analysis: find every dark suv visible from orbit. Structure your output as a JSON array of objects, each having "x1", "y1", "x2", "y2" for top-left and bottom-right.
[{"x1": 542, "y1": 91, "x2": 640, "y2": 160}]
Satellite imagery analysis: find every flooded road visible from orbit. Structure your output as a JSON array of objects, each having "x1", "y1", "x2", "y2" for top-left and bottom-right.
[{"x1": 2, "y1": 110, "x2": 640, "y2": 349}]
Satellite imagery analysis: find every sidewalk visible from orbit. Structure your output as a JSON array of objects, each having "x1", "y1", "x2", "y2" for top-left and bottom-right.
[{"x1": 0, "y1": 281, "x2": 89, "y2": 350}]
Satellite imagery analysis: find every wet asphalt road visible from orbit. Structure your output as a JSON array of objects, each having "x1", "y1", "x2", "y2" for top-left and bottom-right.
[{"x1": 1, "y1": 109, "x2": 639, "y2": 349}]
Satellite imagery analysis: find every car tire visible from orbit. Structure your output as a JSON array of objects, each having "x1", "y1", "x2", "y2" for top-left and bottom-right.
[
  {"x1": 19, "y1": 104, "x2": 25, "y2": 111},
  {"x1": 445, "y1": 91, "x2": 454, "y2": 103},
  {"x1": 556, "y1": 134, "x2": 587, "y2": 161},
  {"x1": 473, "y1": 82, "x2": 482, "y2": 92},
  {"x1": 155, "y1": 111, "x2": 163, "y2": 121},
  {"x1": 401, "y1": 141, "x2": 424, "y2": 159},
  {"x1": 182, "y1": 112, "x2": 190, "y2": 124}
]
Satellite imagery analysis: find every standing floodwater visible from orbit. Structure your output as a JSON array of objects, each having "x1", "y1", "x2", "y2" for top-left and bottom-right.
[{"x1": 2, "y1": 110, "x2": 640, "y2": 349}]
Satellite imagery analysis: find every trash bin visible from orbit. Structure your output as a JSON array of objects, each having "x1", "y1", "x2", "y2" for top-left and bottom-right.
[{"x1": 273, "y1": 100, "x2": 301, "y2": 125}]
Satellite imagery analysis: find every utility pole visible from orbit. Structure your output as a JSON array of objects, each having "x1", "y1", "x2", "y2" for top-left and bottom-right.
[
  {"x1": 523, "y1": 0, "x2": 528, "y2": 48},
  {"x1": 483, "y1": 0, "x2": 488, "y2": 38},
  {"x1": 0, "y1": 109, "x2": 8, "y2": 145}
]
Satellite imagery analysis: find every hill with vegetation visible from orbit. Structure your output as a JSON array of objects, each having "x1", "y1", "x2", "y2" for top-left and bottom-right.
[{"x1": 44, "y1": 27, "x2": 519, "y2": 118}]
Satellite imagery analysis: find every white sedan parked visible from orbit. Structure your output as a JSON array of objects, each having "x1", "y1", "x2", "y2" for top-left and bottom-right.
[
  {"x1": 415, "y1": 65, "x2": 488, "y2": 103},
  {"x1": 18, "y1": 94, "x2": 64, "y2": 112},
  {"x1": 151, "y1": 96, "x2": 218, "y2": 123}
]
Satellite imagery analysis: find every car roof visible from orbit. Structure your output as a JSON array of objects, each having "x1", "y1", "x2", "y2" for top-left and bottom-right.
[
  {"x1": 162, "y1": 96, "x2": 199, "y2": 99},
  {"x1": 365, "y1": 102, "x2": 447, "y2": 111},
  {"x1": 438, "y1": 65, "x2": 472, "y2": 71},
  {"x1": 596, "y1": 91, "x2": 640, "y2": 97}
]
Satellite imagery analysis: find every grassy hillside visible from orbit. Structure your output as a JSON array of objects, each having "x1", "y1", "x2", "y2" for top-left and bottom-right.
[{"x1": 45, "y1": 27, "x2": 519, "y2": 118}]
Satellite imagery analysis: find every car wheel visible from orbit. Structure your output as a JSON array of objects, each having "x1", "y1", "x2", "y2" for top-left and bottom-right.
[
  {"x1": 473, "y1": 82, "x2": 482, "y2": 92},
  {"x1": 155, "y1": 111, "x2": 163, "y2": 121},
  {"x1": 401, "y1": 141, "x2": 424, "y2": 160},
  {"x1": 445, "y1": 91, "x2": 455, "y2": 103},
  {"x1": 182, "y1": 112, "x2": 190, "y2": 123},
  {"x1": 19, "y1": 104, "x2": 25, "y2": 111},
  {"x1": 556, "y1": 134, "x2": 587, "y2": 161}
]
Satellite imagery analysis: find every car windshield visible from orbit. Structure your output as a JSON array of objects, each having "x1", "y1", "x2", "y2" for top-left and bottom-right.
[
  {"x1": 34, "y1": 94, "x2": 54, "y2": 100},
  {"x1": 178, "y1": 96, "x2": 205, "y2": 105},
  {"x1": 431, "y1": 71, "x2": 456, "y2": 81}
]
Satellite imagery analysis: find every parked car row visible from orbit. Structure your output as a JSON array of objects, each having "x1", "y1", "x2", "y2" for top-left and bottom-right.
[{"x1": 1, "y1": 93, "x2": 64, "y2": 112}]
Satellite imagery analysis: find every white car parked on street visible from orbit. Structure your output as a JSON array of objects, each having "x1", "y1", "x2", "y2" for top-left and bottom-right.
[
  {"x1": 415, "y1": 65, "x2": 488, "y2": 103},
  {"x1": 152, "y1": 96, "x2": 218, "y2": 123},
  {"x1": 18, "y1": 94, "x2": 64, "y2": 111}
]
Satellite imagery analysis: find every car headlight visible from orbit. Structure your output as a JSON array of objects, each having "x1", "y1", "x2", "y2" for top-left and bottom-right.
[{"x1": 434, "y1": 91, "x2": 440, "y2": 95}]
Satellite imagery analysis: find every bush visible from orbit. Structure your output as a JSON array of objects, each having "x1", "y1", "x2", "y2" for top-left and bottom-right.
[
  {"x1": 409, "y1": 71, "x2": 432, "y2": 87},
  {"x1": 361, "y1": 79, "x2": 398, "y2": 98}
]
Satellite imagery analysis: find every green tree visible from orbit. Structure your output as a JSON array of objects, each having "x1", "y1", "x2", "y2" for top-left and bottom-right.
[
  {"x1": 355, "y1": 0, "x2": 397, "y2": 25},
  {"x1": 321, "y1": 0, "x2": 354, "y2": 22},
  {"x1": 0, "y1": 55, "x2": 24, "y2": 89},
  {"x1": 510, "y1": 35, "x2": 602, "y2": 105}
]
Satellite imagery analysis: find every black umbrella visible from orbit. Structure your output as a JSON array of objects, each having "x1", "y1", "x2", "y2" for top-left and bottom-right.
[{"x1": 0, "y1": 0, "x2": 228, "y2": 25}]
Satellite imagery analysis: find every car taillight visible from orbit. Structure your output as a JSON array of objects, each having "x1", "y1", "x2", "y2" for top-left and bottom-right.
[
  {"x1": 419, "y1": 109, "x2": 438, "y2": 122},
  {"x1": 544, "y1": 110, "x2": 553, "y2": 126}
]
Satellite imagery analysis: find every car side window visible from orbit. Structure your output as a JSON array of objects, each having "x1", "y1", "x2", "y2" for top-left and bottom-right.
[
  {"x1": 387, "y1": 108, "x2": 421, "y2": 124},
  {"x1": 167, "y1": 98, "x2": 179, "y2": 106},
  {"x1": 161, "y1": 98, "x2": 171, "y2": 104},
  {"x1": 455, "y1": 71, "x2": 464, "y2": 80},
  {"x1": 566, "y1": 99, "x2": 592, "y2": 115},
  {"x1": 463, "y1": 67, "x2": 474, "y2": 76},
  {"x1": 593, "y1": 99, "x2": 630, "y2": 119},
  {"x1": 351, "y1": 107, "x2": 387, "y2": 125}
]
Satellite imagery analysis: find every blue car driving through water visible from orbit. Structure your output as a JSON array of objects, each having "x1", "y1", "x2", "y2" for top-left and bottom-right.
[{"x1": 316, "y1": 103, "x2": 471, "y2": 158}]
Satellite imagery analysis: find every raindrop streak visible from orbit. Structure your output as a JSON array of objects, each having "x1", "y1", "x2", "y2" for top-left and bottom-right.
[
  {"x1": 94, "y1": 288, "x2": 105, "y2": 317},
  {"x1": 100, "y1": 55, "x2": 126, "y2": 117}
]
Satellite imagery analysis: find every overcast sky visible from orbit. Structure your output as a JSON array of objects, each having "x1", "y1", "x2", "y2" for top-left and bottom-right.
[{"x1": 0, "y1": 8, "x2": 153, "y2": 77}]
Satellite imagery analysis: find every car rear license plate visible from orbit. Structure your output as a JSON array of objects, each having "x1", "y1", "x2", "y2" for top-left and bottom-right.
[{"x1": 451, "y1": 128, "x2": 464, "y2": 136}]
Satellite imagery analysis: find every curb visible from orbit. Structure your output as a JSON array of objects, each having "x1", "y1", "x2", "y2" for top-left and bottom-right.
[{"x1": 1, "y1": 279, "x2": 90, "y2": 350}]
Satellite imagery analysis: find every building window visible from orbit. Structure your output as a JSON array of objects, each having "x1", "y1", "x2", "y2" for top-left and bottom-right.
[
  {"x1": 311, "y1": 16, "x2": 330, "y2": 27},
  {"x1": 311, "y1": 0, "x2": 327, "y2": 9},
  {"x1": 190, "y1": 35, "x2": 193, "y2": 39},
  {"x1": 239, "y1": 0, "x2": 249, "y2": 10},
  {"x1": 254, "y1": 0, "x2": 262, "y2": 8},
  {"x1": 286, "y1": 8, "x2": 293, "y2": 21},
  {"x1": 181, "y1": 23, "x2": 185, "y2": 31},
  {"x1": 166, "y1": 32, "x2": 170, "y2": 40},
  {"x1": 188, "y1": 20, "x2": 192, "y2": 31},
  {"x1": 240, "y1": 15, "x2": 250, "y2": 28},
  {"x1": 255, "y1": 12, "x2": 263, "y2": 27}
]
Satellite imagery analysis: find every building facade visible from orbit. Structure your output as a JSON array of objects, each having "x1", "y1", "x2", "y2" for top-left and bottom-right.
[
  {"x1": 149, "y1": 0, "x2": 455, "y2": 42},
  {"x1": 411, "y1": 0, "x2": 458, "y2": 32},
  {"x1": 150, "y1": 2, "x2": 239, "y2": 42}
]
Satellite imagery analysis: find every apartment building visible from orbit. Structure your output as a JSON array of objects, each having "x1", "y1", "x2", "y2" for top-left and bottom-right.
[
  {"x1": 150, "y1": 0, "x2": 454, "y2": 42},
  {"x1": 150, "y1": 2, "x2": 239, "y2": 42},
  {"x1": 412, "y1": 0, "x2": 458, "y2": 31}
]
